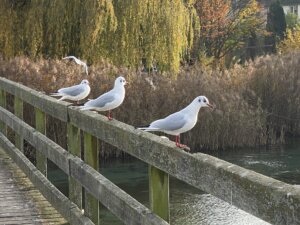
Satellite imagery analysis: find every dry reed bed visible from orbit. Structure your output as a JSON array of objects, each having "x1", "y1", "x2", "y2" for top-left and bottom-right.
[{"x1": 0, "y1": 53, "x2": 299, "y2": 155}]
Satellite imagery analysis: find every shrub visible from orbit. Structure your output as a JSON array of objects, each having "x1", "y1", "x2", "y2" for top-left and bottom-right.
[{"x1": 0, "y1": 54, "x2": 298, "y2": 155}]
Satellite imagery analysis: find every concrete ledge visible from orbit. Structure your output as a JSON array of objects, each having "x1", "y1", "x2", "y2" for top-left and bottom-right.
[
  {"x1": 0, "y1": 77, "x2": 71, "y2": 121},
  {"x1": 0, "y1": 133, "x2": 93, "y2": 225}
]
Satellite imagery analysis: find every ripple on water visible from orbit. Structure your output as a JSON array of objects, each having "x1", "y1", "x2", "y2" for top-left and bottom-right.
[{"x1": 171, "y1": 192, "x2": 270, "y2": 225}]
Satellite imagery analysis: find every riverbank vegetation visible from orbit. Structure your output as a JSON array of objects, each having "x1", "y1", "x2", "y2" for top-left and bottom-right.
[
  {"x1": 0, "y1": 0, "x2": 299, "y2": 154},
  {"x1": 0, "y1": 52, "x2": 299, "y2": 154}
]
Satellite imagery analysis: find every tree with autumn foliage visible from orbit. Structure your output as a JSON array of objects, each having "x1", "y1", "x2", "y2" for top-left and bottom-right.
[
  {"x1": 195, "y1": 0, "x2": 264, "y2": 66},
  {"x1": 277, "y1": 26, "x2": 300, "y2": 54}
]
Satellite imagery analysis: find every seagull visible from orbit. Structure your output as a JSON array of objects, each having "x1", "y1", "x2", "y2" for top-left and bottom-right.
[
  {"x1": 50, "y1": 79, "x2": 90, "y2": 103},
  {"x1": 63, "y1": 56, "x2": 88, "y2": 75},
  {"x1": 138, "y1": 96, "x2": 214, "y2": 148},
  {"x1": 80, "y1": 76, "x2": 127, "y2": 120}
]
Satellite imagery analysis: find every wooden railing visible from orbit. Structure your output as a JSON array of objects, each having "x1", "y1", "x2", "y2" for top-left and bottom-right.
[{"x1": 0, "y1": 77, "x2": 299, "y2": 225}]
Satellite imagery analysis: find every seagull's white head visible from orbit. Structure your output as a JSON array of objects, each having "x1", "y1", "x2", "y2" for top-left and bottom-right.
[
  {"x1": 193, "y1": 96, "x2": 214, "y2": 109},
  {"x1": 115, "y1": 76, "x2": 127, "y2": 87},
  {"x1": 81, "y1": 79, "x2": 89, "y2": 85}
]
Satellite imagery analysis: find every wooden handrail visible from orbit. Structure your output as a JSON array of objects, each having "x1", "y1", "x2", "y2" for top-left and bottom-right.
[{"x1": 0, "y1": 77, "x2": 299, "y2": 225}]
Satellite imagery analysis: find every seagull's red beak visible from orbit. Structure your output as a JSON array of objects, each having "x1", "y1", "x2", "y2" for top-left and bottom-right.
[{"x1": 207, "y1": 103, "x2": 214, "y2": 110}]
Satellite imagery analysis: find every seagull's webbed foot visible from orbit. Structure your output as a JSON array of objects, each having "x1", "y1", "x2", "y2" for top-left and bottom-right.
[
  {"x1": 175, "y1": 135, "x2": 190, "y2": 151},
  {"x1": 176, "y1": 142, "x2": 187, "y2": 148}
]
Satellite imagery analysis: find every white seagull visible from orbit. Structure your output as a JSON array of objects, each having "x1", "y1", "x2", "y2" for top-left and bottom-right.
[
  {"x1": 63, "y1": 56, "x2": 88, "y2": 75},
  {"x1": 138, "y1": 96, "x2": 214, "y2": 148},
  {"x1": 50, "y1": 79, "x2": 90, "y2": 103},
  {"x1": 80, "y1": 76, "x2": 127, "y2": 120}
]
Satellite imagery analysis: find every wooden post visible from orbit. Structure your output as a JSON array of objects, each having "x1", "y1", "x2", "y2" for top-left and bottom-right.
[
  {"x1": 84, "y1": 132, "x2": 99, "y2": 224},
  {"x1": 14, "y1": 96, "x2": 24, "y2": 152},
  {"x1": 0, "y1": 90, "x2": 7, "y2": 135},
  {"x1": 149, "y1": 165, "x2": 170, "y2": 222},
  {"x1": 35, "y1": 108, "x2": 47, "y2": 176},
  {"x1": 67, "y1": 123, "x2": 82, "y2": 208}
]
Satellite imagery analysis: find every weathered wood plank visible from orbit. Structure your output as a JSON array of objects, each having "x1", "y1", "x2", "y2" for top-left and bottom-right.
[
  {"x1": 0, "y1": 147, "x2": 62, "y2": 225},
  {"x1": 149, "y1": 166, "x2": 169, "y2": 222},
  {"x1": 0, "y1": 90, "x2": 6, "y2": 135},
  {"x1": 69, "y1": 108, "x2": 300, "y2": 225},
  {"x1": 0, "y1": 133, "x2": 94, "y2": 225},
  {"x1": 14, "y1": 96, "x2": 24, "y2": 152},
  {"x1": 0, "y1": 77, "x2": 71, "y2": 122},
  {"x1": 67, "y1": 123, "x2": 82, "y2": 208},
  {"x1": 35, "y1": 107, "x2": 47, "y2": 176},
  {"x1": 0, "y1": 107, "x2": 70, "y2": 174},
  {"x1": 70, "y1": 157, "x2": 169, "y2": 225},
  {"x1": 84, "y1": 132, "x2": 99, "y2": 224}
]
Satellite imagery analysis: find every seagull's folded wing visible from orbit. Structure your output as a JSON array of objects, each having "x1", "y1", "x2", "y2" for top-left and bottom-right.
[
  {"x1": 86, "y1": 93, "x2": 115, "y2": 108},
  {"x1": 150, "y1": 112, "x2": 186, "y2": 131},
  {"x1": 58, "y1": 84, "x2": 84, "y2": 96}
]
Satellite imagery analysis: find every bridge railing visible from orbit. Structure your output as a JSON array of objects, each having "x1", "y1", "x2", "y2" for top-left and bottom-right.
[{"x1": 0, "y1": 77, "x2": 299, "y2": 225}]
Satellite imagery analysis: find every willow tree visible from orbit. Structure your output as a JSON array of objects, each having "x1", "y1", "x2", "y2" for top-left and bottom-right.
[
  {"x1": 0, "y1": 0, "x2": 198, "y2": 73},
  {"x1": 99, "y1": 0, "x2": 199, "y2": 72},
  {"x1": 0, "y1": 0, "x2": 30, "y2": 58}
]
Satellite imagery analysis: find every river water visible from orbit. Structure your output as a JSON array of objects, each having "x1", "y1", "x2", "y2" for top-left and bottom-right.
[{"x1": 48, "y1": 139, "x2": 300, "y2": 225}]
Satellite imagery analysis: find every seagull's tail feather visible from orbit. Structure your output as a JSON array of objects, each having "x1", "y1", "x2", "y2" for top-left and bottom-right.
[
  {"x1": 136, "y1": 126, "x2": 161, "y2": 132},
  {"x1": 135, "y1": 124, "x2": 150, "y2": 129},
  {"x1": 80, "y1": 106, "x2": 95, "y2": 111},
  {"x1": 50, "y1": 93, "x2": 62, "y2": 97}
]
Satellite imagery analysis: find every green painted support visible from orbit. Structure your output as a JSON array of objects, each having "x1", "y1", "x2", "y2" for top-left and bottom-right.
[
  {"x1": 0, "y1": 90, "x2": 7, "y2": 135},
  {"x1": 149, "y1": 165, "x2": 170, "y2": 222},
  {"x1": 67, "y1": 123, "x2": 82, "y2": 208},
  {"x1": 35, "y1": 107, "x2": 47, "y2": 176},
  {"x1": 84, "y1": 132, "x2": 99, "y2": 224},
  {"x1": 14, "y1": 96, "x2": 24, "y2": 152}
]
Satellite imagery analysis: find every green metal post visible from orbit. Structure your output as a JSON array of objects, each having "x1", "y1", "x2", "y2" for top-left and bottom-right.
[
  {"x1": 67, "y1": 123, "x2": 82, "y2": 208},
  {"x1": 35, "y1": 107, "x2": 47, "y2": 176},
  {"x1": 0, "y1": 90, "x2": 7, "y2": 135},
  {"x1": 149, "y1": 165, "x2": 170, "y2": 222},
  {"x1": 84, "y1": 132, "x2": 99, "y2": 224},
  {"x1": 14, "y1": 96, "x2": 24, "y2": 152}
]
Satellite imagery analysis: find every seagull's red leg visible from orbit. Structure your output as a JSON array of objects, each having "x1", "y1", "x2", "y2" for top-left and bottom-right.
[
  {"x1": 107, "y1": 110, "x2": 113, "y2": 120},
  {"x1": 175, "y1": 135, "x2": 187, "y2": 148}
]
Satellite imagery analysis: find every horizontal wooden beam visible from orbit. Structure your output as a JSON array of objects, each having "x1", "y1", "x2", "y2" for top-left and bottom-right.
[
  {"x1": 0, "y1": 133, "x2": 93, "y2": 225},
  {"x1": 0, "y1": 77, "x2": 71, "y2": 122},
  {"x1": 0, "y1": 107, "x2": 169, "y2": 225},
  {"x1": 0, "y1": 78, "x2": 299, "y2": 224},
  {"x1": 69, "y1": 108, "x2": 300, "y2": 225},
  {"x1": 0, "y1": 107, "x2": 70, "y2": 174},
  {"x1": 70, "y1": 157, "x2": 169, "y2": 225}
]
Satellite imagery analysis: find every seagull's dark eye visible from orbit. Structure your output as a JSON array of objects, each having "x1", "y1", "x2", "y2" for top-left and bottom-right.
[
  {"x1": 203, "y1": 99, "x2": 207, "y2": 103},
  {"x1": 198, "y1": 99, "x2": 201, "y2": 103}
]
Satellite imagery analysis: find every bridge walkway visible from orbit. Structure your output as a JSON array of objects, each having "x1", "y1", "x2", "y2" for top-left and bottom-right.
[{"x1": 0, "y1": 147, "x2": 67, "y2": 225}]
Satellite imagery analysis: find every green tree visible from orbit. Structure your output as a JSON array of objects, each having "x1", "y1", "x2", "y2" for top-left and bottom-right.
[
  {"x1": 0, "y1": 0, "x2": 198, "y2": 73},
  {"x1": 265, "y1": 0, "x2": 287, "y2": 53},
  {"x1": 195, "y1": 0, "x2": 263, "y2": 66},
  {"x1": 285, "y1": 12, "x2": 300, "y2": 30}
]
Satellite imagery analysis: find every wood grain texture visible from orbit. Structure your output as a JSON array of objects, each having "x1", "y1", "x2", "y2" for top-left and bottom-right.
[{"x1": 0, "y1": 147, "x2": 67, "y2": 225}]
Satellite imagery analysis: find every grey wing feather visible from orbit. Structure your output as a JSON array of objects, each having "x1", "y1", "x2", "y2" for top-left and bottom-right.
[
  {"x1": 151, "y1": 112, "x2": 186, "y2": 131},
  {"x1": 58, "y1": 85, "x2": 84, "y2": 96},
  {"x1": 87, "y1": 93, "x2": 115, "y2": 108}
]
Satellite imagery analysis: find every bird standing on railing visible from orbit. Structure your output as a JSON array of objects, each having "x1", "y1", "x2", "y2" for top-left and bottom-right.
[
  {"x1": 63, "y1": 56, "x2": 89, "y2": 75},
  {"x1": 80, "y1": 76, "x2": 127, "y2": 120},
  {"x1": 138, "y1": 96, "x2": 214, "y2": 149},
  {"x1": 50, "y1": 80, "x2": 91, "y2": 104}
]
